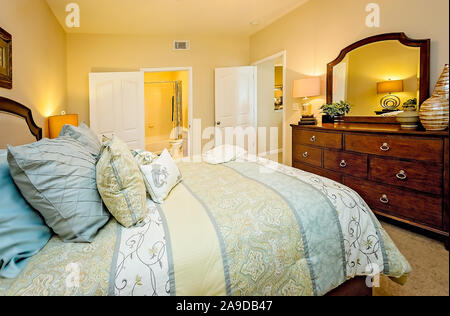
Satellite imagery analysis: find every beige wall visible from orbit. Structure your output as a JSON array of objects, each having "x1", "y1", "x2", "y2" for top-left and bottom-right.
[
  {"x1": 250, "y1": 0, "x2": 449, "y2": 165},
  {"x1": 66, "y1": 34, "x2": 250, "y2": 133},
  {"x1": 0, "y1": 0, "x2": 67, "y2": 142}
]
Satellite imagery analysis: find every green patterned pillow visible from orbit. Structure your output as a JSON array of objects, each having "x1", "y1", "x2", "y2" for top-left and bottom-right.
[{"x1": 96, "y1": 136, "x2": 147, "y2": 228}]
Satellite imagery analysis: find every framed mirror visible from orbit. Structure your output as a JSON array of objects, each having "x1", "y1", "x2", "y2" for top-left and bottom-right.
[{"x1": 326, "y1": 33, "x2": 430, "y2": 118}]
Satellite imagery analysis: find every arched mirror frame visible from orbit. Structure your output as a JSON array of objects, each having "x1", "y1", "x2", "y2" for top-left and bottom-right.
[{"x1": 326, "y1": 33, "x2": 431, "y2": 119}]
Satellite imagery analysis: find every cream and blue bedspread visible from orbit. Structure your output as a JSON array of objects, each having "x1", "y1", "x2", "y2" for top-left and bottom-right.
[{"x1": 0, "y1": 159, "x2": 411, "y2": 296}]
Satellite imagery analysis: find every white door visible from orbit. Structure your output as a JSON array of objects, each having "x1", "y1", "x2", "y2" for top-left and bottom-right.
[
  {"x1": 215, "y1": 66, "x2": 257, "y2": 151},
  {"x1": 89, "y1": 72, "x2": 145, "y2": 150}
]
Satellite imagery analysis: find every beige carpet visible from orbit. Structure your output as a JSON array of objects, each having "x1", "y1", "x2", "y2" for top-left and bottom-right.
[{"x1": 374, "y1": 221, "x2": 449, "y2": 296}]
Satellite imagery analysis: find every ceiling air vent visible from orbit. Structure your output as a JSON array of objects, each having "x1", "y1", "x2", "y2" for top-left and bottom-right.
[{"x1": 174, "y1": 40, "x2": 190, "y2": 51}]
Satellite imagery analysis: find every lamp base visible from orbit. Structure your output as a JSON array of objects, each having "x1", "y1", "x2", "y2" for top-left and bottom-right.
[
  {"x1": 298, "y1": 115, "x2": 317, "y2": 126},
  {"x1": 380, "y1": 94, "x2": 401, "y2": 111}
]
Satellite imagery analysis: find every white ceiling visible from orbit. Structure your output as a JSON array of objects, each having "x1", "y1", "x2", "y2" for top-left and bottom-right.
[{"x1": 46, "y1": 0, "x2": 309, "y2": 36}]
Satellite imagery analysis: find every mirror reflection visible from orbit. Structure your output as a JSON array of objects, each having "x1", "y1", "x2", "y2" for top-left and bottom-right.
[{"x1": 332, "y1": 40, "x2": 421, "y2": 116}]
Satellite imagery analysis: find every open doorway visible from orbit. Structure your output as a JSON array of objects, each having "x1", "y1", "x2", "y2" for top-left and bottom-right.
[
  {"x1": 253, "y1": 51, "x2": 286, "y2": 164},
  {"x1": 141, "y1": 68, "x2": 193, "y2": 158}
]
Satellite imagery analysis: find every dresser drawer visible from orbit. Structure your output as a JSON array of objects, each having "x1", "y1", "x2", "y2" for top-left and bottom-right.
[
  {"x1": 343, "y1": 177, "x2": 442, "y2": 229},
  {"x1": 345, "y1": 134, "x2": 443, "y2": 163},
  {"x1": 293, "y1": 162, "x2": 342, "y2": 183},
  {"x1": 324, "y1": 150, "x2": 368, "y2": 177},
  {"x1": 293, "y1": 145, "x2": 322, "y2": 167},
  {"x1": 293, "y1": 129, "x2": 342, "y2": 149},
  {"x1": 369, "y1": 157, "x2": 443, "y2": 195}
]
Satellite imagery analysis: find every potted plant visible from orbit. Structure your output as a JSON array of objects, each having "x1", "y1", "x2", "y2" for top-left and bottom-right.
[
  {"x1": 402, "y1": 98, "x2": 418, "y2": 111},
  {"x1": 320, "y1": 101, "x2": 351, "y2": 124},
  {"x1": 396, "y1": 98, "x2": 420, "y2": 129}
]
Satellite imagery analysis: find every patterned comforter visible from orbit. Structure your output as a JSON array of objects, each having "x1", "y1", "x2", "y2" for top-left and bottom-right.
[{"x1": 0, "y1": 158, "x2": 411, "y2": 296}]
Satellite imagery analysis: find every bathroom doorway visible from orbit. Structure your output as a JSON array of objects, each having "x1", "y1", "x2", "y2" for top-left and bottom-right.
[
  {"x1": 142, "y1": 68, "x2": 192, "y2": 158},
  {"x1": 253, "y1": 51, "x2": 286, "y2": 164}
]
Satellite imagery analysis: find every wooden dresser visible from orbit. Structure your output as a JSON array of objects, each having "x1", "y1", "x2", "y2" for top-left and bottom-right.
[{"x1": 291, "y1": 123, "x2": 449, "y2": 247}]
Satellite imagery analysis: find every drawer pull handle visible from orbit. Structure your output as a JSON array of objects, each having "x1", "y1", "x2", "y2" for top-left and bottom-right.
[
  {"x1": 310, "y1": 136, "x2": 316, "y2": 142},
  {"x1": 340, "y1": 160, "x2": 347, "y2": 168},
  {"x1": 396, "y1": 170, "x2": 407, "y2": 180},
  {"x1": 380, "y1": 143, "x2": 390, "y2": 152},
  {"x1": 303, "y1": 152, "x2": 309, "y2": 158},
  {"x1": 380, "y1": 194, "x2": 390, "y2": 204}
]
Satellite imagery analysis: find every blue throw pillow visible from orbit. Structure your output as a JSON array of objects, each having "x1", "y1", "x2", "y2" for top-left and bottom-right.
[
  {"x1": 0, "y1": 150, "x2": 52, "y2": 279},
  {"x1": 7, "y1": 138, "x2": 110, "y2": 243},
  {"x1": 59, "y1": 123, "x2": 101, "y2": 158}
]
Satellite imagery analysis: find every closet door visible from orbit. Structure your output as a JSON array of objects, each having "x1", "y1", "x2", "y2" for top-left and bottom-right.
[
  {"x1": 89, "y1": 72, "x2": 145, "y2": 150},
  {"x1": 215, "y1": 66, "x2": 257, "y2": 151}
]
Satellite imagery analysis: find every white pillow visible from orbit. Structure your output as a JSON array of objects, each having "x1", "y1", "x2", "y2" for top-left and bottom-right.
[
  {"x1": 139, "y1": 149, "x2": 182, "y2": 204},
  {"x1": 203, "y1": 145, "x2": 247, "y2": 165},
  {"x1": 133, "y1": 150, "x2": 158, "y2": 166}
]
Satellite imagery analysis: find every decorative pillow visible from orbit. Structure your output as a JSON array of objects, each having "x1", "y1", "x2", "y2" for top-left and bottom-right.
[
  {"x1": 140, "y1": 149, "x2": 182, "y2": 204},
  {"x1": 7, "y1": 138, "x2": 110, "y2": 243},
  {"x1": 96, "y1": 136, "x2": 147, "y2": 228},
  {"x1": 59, "y1": 123, "x2": 101, "y2": 158},
  {"x1": 0, "y1": 150, "x2": 52, "y2": 279},
  {"x1": 203, "y1": 145, "x2": 247, "y2": 165},
  {"x1": 132, "y1": 150, "x2": 158, "y2": 166}
]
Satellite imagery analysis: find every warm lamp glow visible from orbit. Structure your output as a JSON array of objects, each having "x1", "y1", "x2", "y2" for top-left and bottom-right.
[
  {"x1": 377, "y1": 80, "x2": 404, "y2": 94},
  {"x1": 48, "y1": 114, "x2": 79, "y2": 139},
  {"x1": 293, "y1": 78, "x2": 321, "y2": 98}
]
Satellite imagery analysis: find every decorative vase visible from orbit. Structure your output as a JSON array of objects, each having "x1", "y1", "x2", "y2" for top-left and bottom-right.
[
  {"x1": 419, "y1": 96, "x2": 449, "y2": 131},
  {"x1": 433, "y1": 64, "x2": 449, "y2": 100},
  {"x1": 420, "y1": 64, "x2": 449, "y2": 131},
  {"x1": 396, "y1": 110, "x2": 420, "y2": 130}
]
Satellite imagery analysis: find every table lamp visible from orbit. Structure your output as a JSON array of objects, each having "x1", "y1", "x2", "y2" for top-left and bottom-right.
[
  {"x1": 293, "y1": 78, "x2": 321, "y2": 125},
  {"x1": 48, "y1": 113, "x2": 79, "y2": 139},
  {"x1": 377, "y1": 79, "x2": 404, "y2": 112}
]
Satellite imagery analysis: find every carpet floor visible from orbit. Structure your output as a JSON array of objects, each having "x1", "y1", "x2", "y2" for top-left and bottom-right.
[{"x1": 374, "y1": 221, "x2": 449, "y2": 296}]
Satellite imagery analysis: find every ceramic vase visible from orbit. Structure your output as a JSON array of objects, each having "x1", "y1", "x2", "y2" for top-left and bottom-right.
[
  {"x1": 420, "y1": 64, "x2": 449, "y2": 131},
  {"x1": 433, "y1": 64, "x2": 449, "y2": 100}
]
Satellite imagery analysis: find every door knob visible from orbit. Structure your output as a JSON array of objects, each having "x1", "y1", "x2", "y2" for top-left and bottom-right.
[{"x1": 216, "y1": 121, "x2": 221, "y2": 126}]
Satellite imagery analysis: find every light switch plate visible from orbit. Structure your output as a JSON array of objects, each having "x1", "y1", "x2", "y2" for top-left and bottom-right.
[{"x1": 292, "y1": 103, "x2": 300, "y2": 111}]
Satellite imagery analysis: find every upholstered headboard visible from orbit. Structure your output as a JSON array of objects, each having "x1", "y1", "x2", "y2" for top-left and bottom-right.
[{"x1": 0, "y1": 97, "x2": 42, "y2": 148}]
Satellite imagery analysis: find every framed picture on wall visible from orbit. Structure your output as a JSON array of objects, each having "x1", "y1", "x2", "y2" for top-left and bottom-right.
[{"x1": 0, "y1": 27, "x2": 12, "y2": 89}]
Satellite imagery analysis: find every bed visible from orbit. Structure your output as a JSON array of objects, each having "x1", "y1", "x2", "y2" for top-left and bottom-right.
[{"x1": 0, "y1": 96, "x2": 411, "y2": 296}]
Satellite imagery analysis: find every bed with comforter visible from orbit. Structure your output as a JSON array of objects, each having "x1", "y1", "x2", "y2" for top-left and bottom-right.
[
  {"x1": 0, "y1": 97, "x2": 410, "y2": 296},
  {"x1": 0, "y1": 157, "x2": 410, "y2": 296}
]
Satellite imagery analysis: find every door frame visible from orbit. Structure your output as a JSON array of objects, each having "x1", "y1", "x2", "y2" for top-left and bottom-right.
[
  {"x1": 141, "y1": 67, "x2": 194, "y2": 156},
  {"x1": 252, "y1": 50, "x2": 287, "y2": 164}
]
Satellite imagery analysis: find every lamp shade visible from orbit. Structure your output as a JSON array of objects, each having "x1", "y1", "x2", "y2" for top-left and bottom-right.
[
  {"x1": 377, "y1": 80, "x2": 404, "y2": 94},
  {"x1": 293, "y1": 78, "x2": 321, "y2": 98},
  {"x1": 48, "y1": 114, "x2": 79, "y2": 139}
]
